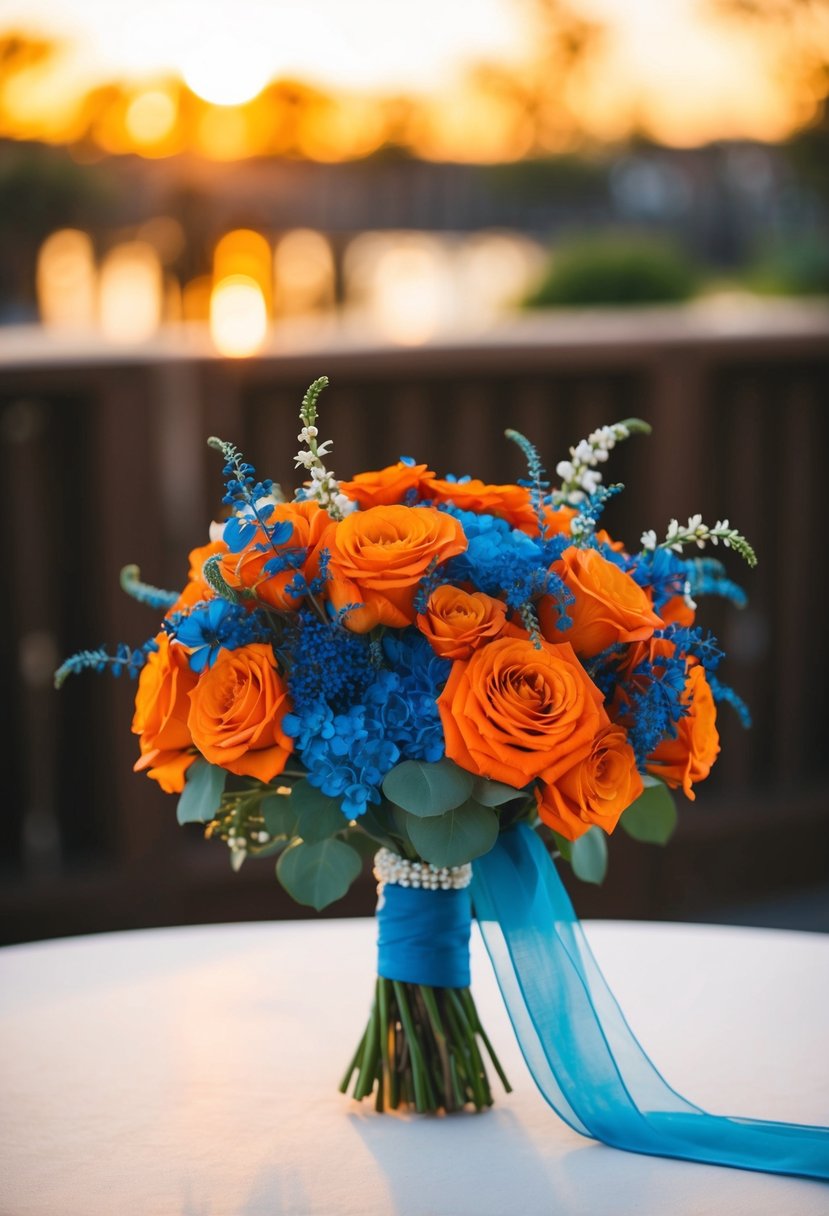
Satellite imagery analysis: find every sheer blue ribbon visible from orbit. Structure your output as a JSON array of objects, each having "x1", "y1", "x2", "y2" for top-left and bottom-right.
[
  {"x1": 377, "y1": 883, "x2": 471, "y2": 988},
  {"x1": 471, "y1": 824, "x2": 829, "y2": 1180}
]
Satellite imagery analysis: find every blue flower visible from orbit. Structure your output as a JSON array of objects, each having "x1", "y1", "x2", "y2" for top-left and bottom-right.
[{"x1": 167, "y1": 599, "x2": 268, "y2": 672}]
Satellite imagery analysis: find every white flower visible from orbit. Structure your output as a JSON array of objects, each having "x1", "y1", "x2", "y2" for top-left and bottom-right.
[
  {"x1": 581, "y1": 470, "x2": 602, "y2": 494},
  {"x1": 556, "y1": 460, "x2": 574, "y2": 481},
  {"x1": 209, "y1": 519, "x2": 226, "y2": 543},
  {"x1": 640, "y1": 529, "x2": 657, "y2": 550},
  {"x1": 294, "y1": 451, "x2": 316, "y2": 469},
  {"x1": 573, "y1": 440, "x2": 594, "y2": 464}
]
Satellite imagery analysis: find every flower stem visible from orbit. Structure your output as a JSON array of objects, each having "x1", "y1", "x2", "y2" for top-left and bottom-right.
[{"x1": 342, "y1": 978, "x2": 509, "y2": 1114}]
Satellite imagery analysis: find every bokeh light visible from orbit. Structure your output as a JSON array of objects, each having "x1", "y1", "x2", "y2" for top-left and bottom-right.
[
  {"x1": 98, "y1": 241, "x2": 163, "y2": 343},
  {"x1": 209, "y1": 275, "x2": 268, "y2": 357},
  {"x1": 36, "y1": 229, "x2": 97, "y2": 330},
  {"x1": 274, "y1": 229, "x2": 336, "y2": 316},
  {"x1": 125, "y1": 90, "x2": 177, "y2": 147}
]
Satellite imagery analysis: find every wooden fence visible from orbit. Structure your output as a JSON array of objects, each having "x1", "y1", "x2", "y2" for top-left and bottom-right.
[{"x1": 1, "y1": 304, "x2": 828, "y2": 943}]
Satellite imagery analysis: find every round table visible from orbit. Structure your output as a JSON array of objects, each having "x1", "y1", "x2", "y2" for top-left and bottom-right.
[{"x1": 1, "y1": 918, "x2": 827, "y2": 1215}]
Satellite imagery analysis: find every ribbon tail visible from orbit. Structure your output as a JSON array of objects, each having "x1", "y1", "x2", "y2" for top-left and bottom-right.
[{"x1": 471, "y1": 824, "x2": 829, "y2": 1180}]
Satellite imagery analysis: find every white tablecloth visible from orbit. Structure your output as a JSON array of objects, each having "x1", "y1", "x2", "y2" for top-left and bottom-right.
[{"x1": 1, "y1": 918, "x2": 827, "y2": 1215}]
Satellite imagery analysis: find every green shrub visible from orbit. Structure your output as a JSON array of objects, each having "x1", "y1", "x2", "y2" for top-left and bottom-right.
[
  {"x1": 525, "y1": 233, "x2": 698, "y2": 308},
  {"x1": 743, "y1": 239, "x2": 829, "y2": 298}
]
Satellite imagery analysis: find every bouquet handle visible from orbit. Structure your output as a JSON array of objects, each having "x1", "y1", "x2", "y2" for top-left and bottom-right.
[{"x1": 472, "y1": 825, "x2": 829, "y2": 1181}]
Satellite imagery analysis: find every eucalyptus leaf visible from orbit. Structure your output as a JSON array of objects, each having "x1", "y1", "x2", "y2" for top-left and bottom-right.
[
  {"x1": 261, "y1": 793, "x2": 298, "y2": 840},
  {"x1": 551, "y1": 831, "x2": 573, "y2": 863},
  {"x1": 471, "y1": 777, "x2": 526, "y2": 807},
  {"x1": 276, "y1": 839, "x2": 363, "y2": 911},
  {"x1": 382, "y1": 759, "x2": 473, "y2": 817},
  {"x1": 295, "y1": 794, "x2": 348, "y2": 843},
  {"x1": 570, "y1": 827, "x2": 608, "y2": 885},
  {"x1": 404, "y1": 800, "x2": 498, "y2": 867},
  {"x1": 621, "y1": 781, "x2": 678, "y2": 845},
  {"x1": 356, "y1": 804, "x2": 400, "y2": 852},
  {"x1": 176, "y1": 759, "x2": 226, "y2": 825}
]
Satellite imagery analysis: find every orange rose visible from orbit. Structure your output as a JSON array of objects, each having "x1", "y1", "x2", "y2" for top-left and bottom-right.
[
  {"x1": 647, "y1": 663, "x2": 719, "y2": 799},
  {"x1": 658, "y1": 594, "x2": 696, "y2": 628},
  {"x1": 540, "y1": 546, "x2": 662, "y2": 657},
  {"x1": 132, "y1": 633, "x2": 198, "y2": 793},
  {"x1": 535, "y1": 726, "x2": 643, "y2": 841},
  {"x1": 187, "y1": 643, "x2": 293, "y2": 781},
  {"x1": 220, "y1": 500, "x2": 333, "y2": 612},
  {"x1": 438, "y1": 635, "x2": 609, "y2": 789},
  {"x1": 541, "y1": 504, "x2": 577, "y2": 538},
  {"x1": 340, "y1": 461, "x2": 434, "y2": 509},
  {"x1": 424, "y1": 477, "x2": 538, "y2": 534},
  {"x1": 168, "y1": 539, "x2": 228, "y2": 615},
  {"x1": 326, "y1": 505, "x2": 467, "y2": 632},
  {"x1": 417, "y1": 585, "x2": 507, "y2": 659}
]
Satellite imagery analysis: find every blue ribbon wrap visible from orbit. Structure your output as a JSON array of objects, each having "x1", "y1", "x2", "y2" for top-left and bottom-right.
[
  {"x1": 471, "y1": 824, "x2": 829, "y2": 1181},
  {"x1": 377, "y1": 883, "x2": 471, "y2": 988}
]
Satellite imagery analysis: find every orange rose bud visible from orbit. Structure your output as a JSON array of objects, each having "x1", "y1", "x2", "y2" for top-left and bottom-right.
[
  {"x1": 132, "y1": 633, "x2": 198, "y2": 793},
  {"x1": 424, "y1": 477, "x2": 538, "y2": 535},
  {"x1": 326, "y1": 504, "x2": 467, "y2": 633},
  {"x1": 340, "y1": 461, "x2": 434, "y2": 509},
  {"x1": 438, "y1": 635, "x2": 609, "y2": 790},
  {"x1": 417, "y1": 585, "x2": 507, "y2": 659},
  {"x1": 647, "y1": 663, "x2": 720, "y2": 799},
  {"x1": 541, "y1": 546, "x2": 662, "y2": 657},
  {"x1": 535, "y1": 726, "x2": 643, "y2": 841},
  {"x1": 187, "y1": 643, "x2": 293, "y2": 782},
  {"x1": 220, "y1": 500, "x2": 334, "y2": 612}
]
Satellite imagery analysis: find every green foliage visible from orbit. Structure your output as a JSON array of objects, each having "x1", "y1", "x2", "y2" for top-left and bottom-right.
[
  {"x1": 743, "y1": 239, "x2": 829, "y2": 299},
  {"x1": 570, "y1": 827, "x2": 608, "y2": 884},
  {"x1": 403, "y1": 800, "x2": 499, "y2": 867},
  {"x1": 471, "y1": 777, "x2": 527, "y2": 807},
  {"x1": 382, "y1": 759, "x2": 474, "y2": 818},
  {"x1": 176, "y1": 759, "x2": 226, "y2": 825},
  {"x1": 276, "y1": 838, "x2": 363, "y2": 910},
  {"x1": 525, "y1": 232, "x2": 697, "y2": 308},
  {"x1": 260, "y1": 793, "x2": 298, "y2": 841},
  {"x1": 620, "y1": 778, "x2": 678, "y2": 844},
  {"x1": 289, "y1": 779, "x2": 349, "y2": 842}
]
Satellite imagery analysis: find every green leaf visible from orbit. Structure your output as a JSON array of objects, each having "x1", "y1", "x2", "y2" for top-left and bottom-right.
[
  {"x1": 343, "y1": 826, "x2": 382, "y2": 863},
  {"x1": 276, "y1": 838, "x2": 363, "y2": 911},
  {"x1": 176, "y1": 759, "x2": 226, "y2": 825},
  {"x1": 570, "y1": 827, "x2": 608, "y2": 884},
  {"x1": 355, "y1": 804, "x2": 399, "y2": 852},
  {"x1": 404, "y1": 800, "x2": 498, "y2": 867},
  {"x1": 382, "y1": 759, "x2": 474, "y2": 817},
  {"x1": 260, "y1": 793, "x2": 298, "y2": 841},
  {"x1": 471, "y1": 777, "x2": 526, "y2": 807},
  {"x1": 551, "y1": 830, "x2": 573, "y2": 862},
  {"x1": 620, "y1": 780, "x2": 678, "y2": 844},
  {"x1": 294, "y1": 792, "x2": 345, "y2": 841}
]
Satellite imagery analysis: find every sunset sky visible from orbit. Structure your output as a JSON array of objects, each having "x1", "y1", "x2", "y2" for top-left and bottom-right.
[{"x1": 0, "y1": 0, "x2": 813, "y2": 149}]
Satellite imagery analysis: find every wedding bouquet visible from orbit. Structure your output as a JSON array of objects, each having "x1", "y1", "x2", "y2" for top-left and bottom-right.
[{"x1": 59, "y1": 377, "x2": 829, "y2": 1179}]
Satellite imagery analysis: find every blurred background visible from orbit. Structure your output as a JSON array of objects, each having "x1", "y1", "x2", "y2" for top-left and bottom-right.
[{"x1": 1, "y1": 0, "x2": 827, "y2": 944}]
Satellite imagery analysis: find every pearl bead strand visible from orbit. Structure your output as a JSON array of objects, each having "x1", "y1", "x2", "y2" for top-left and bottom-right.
[{"x1": 373, "y1": 847, "x2": 472, "y2": 892}]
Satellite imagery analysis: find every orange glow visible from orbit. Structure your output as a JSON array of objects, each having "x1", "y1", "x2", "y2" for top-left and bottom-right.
[
  {"x1": 125, "y1": 90, "x2": 177, "y2": 146},
  {"x1": 99, "y1": 242, "x2": 163, "y2": 343},
  {"x1": 274, "y1": 230, "x2": 335, "y2": 316},
  {"x1": 210, "y1": 275, "x2": 269, "y2": 357},
  {"x1": 213, "y1": 230, "x2": 272, "y2": 309},
  {"x1": 346, "y1": 234, "x2": 455, "y2": 345},
  {"x1": 36, "y1": 229, "x2": 97, "y2": 329}
]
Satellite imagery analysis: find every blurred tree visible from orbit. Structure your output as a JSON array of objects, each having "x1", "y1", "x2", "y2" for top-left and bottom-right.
[
  {"x1": 466, "y1": 0, "x2": 605, "y2": 153},
  {"x1": 712, "y1": 0, "x2": 829, "y2": 198}
]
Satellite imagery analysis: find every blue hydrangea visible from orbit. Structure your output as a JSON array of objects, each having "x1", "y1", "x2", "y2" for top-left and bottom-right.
[{"x1": 283, "y1": 629, "x2": 451, "y2": 817}]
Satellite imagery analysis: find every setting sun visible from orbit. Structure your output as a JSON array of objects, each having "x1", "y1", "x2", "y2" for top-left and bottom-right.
[{"x1": 181, "y1": 33, "x2": 273, "y2": 106}]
